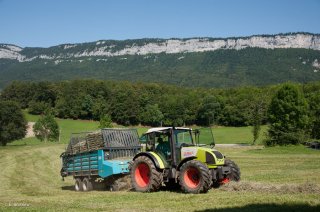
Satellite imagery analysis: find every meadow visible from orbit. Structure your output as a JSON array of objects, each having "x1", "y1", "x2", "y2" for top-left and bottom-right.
[
  {"x1": 0, "y1": 114, "x2": 319, "y2": 211},
  {"x1": 22, "y1": 112, "x2": 268, "y2": 146}
]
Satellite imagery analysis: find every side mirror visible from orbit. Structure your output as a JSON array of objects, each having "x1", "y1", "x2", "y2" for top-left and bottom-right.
[{"x1": 210, "y1": 142, "x2": 215, "y2": 148}]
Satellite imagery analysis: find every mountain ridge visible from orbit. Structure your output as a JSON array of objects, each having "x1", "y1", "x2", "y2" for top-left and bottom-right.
[
  {"x1": 1, "y1": 32, "x2": 320, "y2": 62},
  {"x1": 0, "y1": 32, "x2": 320, "y2": 89}
]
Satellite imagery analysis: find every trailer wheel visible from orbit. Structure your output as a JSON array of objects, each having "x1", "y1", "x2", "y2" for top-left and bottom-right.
[
  {"x1": 75, "y1": 178, "x2": 83, "y2": 192},
  {"x1": 131, "y1": 156, "x2": 162, "y2": 192},
  {"x1": 82, "y1": 177, "x2": 93, "y2": 192},
  {"x1": 179, "y1": 160, "x2": 211, "y2": 194}
]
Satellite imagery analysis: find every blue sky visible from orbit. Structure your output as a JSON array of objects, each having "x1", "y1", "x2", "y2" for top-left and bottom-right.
[{"x1": 0, "y1": 0, "x2": 319, "y2": 47}]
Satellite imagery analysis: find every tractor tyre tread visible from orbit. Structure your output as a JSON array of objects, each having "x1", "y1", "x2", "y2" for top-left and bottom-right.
[
  {"x1": 225, "y1": 159, "x2": 241, "y2": 181},
  {"x1": 131, "y1": 156, "x2": 163, "y2": 192},
  {"x1": 179, "y1": 160, "x2": 211, "y2": 194}
]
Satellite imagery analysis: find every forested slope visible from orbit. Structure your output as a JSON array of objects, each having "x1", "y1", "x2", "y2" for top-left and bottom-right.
[{"x1": 1, "y1": 48, "x2": 319, "y2": 88}]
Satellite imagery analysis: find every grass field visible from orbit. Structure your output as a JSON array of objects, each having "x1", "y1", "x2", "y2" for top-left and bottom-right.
[
  {"x1": 19, "y1": 112, "x2": 267, "y2": 146},
  {"x1": 1, "y1": 113, "x2": 318, "y2": 211},
  {"x1": 0, "y1": 143, "x2": 319, "y2": 211}
]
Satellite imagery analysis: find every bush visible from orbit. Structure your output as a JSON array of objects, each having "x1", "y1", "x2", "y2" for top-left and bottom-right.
[
  {"x1": 264, "y1": 131, "x2": 307, "y2": 146},
  {"x1": 33, "y1": 111, "x2": 59, "y2": 142},
  {"x1": 99, "y1": 114, "x2": 113, "y2": 128}
]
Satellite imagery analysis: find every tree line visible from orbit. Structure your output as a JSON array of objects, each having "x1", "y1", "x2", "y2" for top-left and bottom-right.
[
  {"x1": 0, "y1": 80, "x2": 269, "y2": 126},
  {"x1": 0, "y1": 79, "x2": 319, "y2": 145},
  {"x1": 0, "y1": 80, "x2": 318, "y2": 125}
]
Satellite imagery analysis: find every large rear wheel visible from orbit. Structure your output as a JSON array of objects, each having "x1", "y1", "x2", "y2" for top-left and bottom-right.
[
  {"x1": 131, "y1": 156, "x2": 162, "y2": 192},
  {"x1": 179, "y1": 160, "x2": 211, "y2": 194}
]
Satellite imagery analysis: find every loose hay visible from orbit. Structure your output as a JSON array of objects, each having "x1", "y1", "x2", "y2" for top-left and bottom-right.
[{"x1": 220, "y1": 181, "x2": 320, "y2": 194}]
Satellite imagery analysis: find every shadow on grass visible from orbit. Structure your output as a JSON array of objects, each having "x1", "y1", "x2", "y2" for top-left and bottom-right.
[
  {"x1": 61, "y1": 186, "x2": 74, "y2": 191},
  {"x1": 6, "y1": 143, "x2": 30, "y2": 146},
  {"x1": 61, "y1": 185, "x2": 134, "y2": 192},
  {"x1": 196, "y1": 203, "x2": 320, "y2": 212}
]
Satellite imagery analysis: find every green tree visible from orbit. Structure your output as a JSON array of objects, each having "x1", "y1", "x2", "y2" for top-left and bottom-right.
[
  {"x1": 0, "y1": 81, "x2": 34, "y2": 108},
  {"x1": 251, "y1": 102, "x2": 264, "y2": 145},
  {"x1": 110, "y1": 83, "x2": 140, "y2": 125},
  {"x1": 99, "y1": 114, "x2": 113, "y2": 128},
  {"x1": 248, "y1": 91, "x2": 269, "y2": 145},
  {"x1": 92, "y1": 97, "x2": 111, "y2": 120},
  {"x1": 31, "y1": 82, "x2": 56, "y2": 105},
  {"x1": 196, "y1": 95, "x2": 220, "y2": 126},
  {"x1": 0, "y1": 101, "x2": 27, "y2": 146},
  {"x1": 33, "y1": 111, "x2": 59, "y2": 142},
  {"x1": 161, "y1": 95, "x2": 186, "y2": 126},
  {"x1": 266, "y1": 84, "x2": 310, "y2": 146},
  {"x1": 308, "y1": 91, "x2": 320, "y2": 139},
  {"x1": 140, "y1": 104, "x2": 164, "y2": 126},
  {"x1": 28, "y1": 100, "x2": 51, "y2": 115}
]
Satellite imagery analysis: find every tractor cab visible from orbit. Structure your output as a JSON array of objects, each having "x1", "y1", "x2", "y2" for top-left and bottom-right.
[
  {"x1": 140, "y1": 127, "x2": 196, "y2": 164},
  {"x1": 140, "y1": 127, "x2": 216, "y2": 165}
]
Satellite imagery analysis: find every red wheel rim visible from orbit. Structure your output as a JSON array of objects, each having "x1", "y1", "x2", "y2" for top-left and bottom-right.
[
  {"x1": 135, "y1": 163, "x2": 150, "y2": 188},
  {"x1": 184, "y1": 167, "x2": 200, "y2": 189}
]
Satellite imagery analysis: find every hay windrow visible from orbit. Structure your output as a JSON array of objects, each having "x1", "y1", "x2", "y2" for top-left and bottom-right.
[{"x1": 220, "y1": 181, "x2": 320, "y2": 194}]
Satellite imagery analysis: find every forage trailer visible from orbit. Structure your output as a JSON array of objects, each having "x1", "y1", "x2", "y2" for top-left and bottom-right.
[{"x1": 60, "y1": 128, "x2": 141, "y2": 191}]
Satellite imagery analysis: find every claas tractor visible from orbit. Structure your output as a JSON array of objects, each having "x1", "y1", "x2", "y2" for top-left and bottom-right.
[{"x1": 130, "y1": 127, "x2": 240, "y2": 193}]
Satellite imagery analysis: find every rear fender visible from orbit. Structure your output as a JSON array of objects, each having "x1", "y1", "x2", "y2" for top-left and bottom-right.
[{"x1": 133, "y1": 152, "x2": 166, "y2": 169}]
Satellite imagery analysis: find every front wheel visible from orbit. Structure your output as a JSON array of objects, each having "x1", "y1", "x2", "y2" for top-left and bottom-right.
[
  {"x1": 130, "y1": 156, "x2": 163, "y2": 192},
  {"x1": 179, "y1": 160, "x2": 211, "y2": 194},
  {"x1": 225, "y1": 159, "x2": 241, "y2": 181}
]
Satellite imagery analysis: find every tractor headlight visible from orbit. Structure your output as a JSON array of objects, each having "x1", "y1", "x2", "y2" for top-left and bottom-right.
[
  {"x1": 212, "y1": 151, "x2": 224, "y2": 159},
  {"x1": 205, "y1": 152, "x2": 216, "y2": 164}
]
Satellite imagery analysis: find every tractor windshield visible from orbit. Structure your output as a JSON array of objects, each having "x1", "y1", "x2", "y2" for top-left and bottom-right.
[
  {"x1": 194, "y1": 127, "x2": 215, "y2": 146},
  {"x1": 174, "y1": 129, "x2": 194, "y2": 146}
]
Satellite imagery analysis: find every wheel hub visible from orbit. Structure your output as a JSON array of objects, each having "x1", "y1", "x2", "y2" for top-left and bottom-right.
[
  {"x1": 135, "y1": 163, "x2": 150, "y2": 188},
  {"x1": 184, "y1": 167, "x2": 200, "y2": 189}
]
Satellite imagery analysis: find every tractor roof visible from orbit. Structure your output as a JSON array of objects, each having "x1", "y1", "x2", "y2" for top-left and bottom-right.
[{"x1": 145, "y1": 127, "x2": 191, "y2": 134}]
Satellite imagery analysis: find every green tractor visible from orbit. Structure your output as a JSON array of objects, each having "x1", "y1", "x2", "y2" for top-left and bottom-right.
[{"x1": 130, "y1": 127, "x2": 240, "y2": 194}]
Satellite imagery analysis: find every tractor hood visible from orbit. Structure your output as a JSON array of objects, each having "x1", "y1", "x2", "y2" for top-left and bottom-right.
[{"x1": 181, "y1": 146, "x2": 225, "y2": 167}]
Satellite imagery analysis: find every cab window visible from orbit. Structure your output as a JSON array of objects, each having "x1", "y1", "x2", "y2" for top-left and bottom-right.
[{"x1": 174, "y1": 130, "x2": 193, "y2": 146}]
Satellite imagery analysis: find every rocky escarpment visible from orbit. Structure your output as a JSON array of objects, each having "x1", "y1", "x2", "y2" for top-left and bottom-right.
[
  {"x1": 0, "y1": 44, "x2": 25, "y2": 61},
  {"x1": 0, "y1": 33, "x2": 320, "y2": 62}
]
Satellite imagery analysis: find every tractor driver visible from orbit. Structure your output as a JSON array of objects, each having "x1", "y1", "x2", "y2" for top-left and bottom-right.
[{"x1": 155, "y1": 136, "x2": 171, "y2": 160}]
